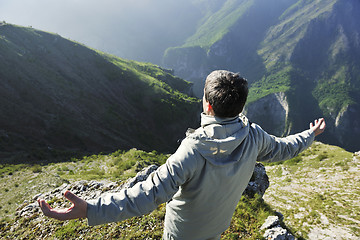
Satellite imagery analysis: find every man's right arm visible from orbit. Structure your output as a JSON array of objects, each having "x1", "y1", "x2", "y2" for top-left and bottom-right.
[
  {"x1": 38, "y1": 140, "x2": 198, "y2": 226},
  {"x1": 86, "y1": 140, "x2": 198, "y2": 226}
]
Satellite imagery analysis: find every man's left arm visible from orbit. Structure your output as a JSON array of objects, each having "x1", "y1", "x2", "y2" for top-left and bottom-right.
[{"x1": 256, "y1": 118, "x2": 326, "y2": 162}]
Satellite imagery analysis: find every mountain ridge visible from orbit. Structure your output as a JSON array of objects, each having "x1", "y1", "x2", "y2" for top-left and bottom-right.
[{"x1": 0, "y1": 24, "x2": 201, "y2": 163}]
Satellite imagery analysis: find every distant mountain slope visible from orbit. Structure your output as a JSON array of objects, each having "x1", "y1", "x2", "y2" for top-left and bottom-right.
[
  {"x1": 0, "y1": 24, "x2": 201, "y2": 162},
  {"x1": 162, "y1": 0, "x2": 360, "y2": 152},
  {"x1": 163, "y1": 0, "x2": 295, "y2": 94}
]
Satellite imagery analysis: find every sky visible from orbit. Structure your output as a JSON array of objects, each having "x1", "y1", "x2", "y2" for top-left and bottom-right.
[
  {"x1": 0, "y1": 0, "x2": 199, "y2": 63},
  {"x1": 0, "y1": 0, "x2": 155, "y2": 49}
]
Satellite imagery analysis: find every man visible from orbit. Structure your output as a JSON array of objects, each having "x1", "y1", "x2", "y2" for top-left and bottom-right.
[{"x1": 38, "y1": 70, "x2": 326, "y2": 239}]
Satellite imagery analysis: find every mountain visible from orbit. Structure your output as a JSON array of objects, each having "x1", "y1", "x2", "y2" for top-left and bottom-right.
[
  {"x1": 162, "y1": 0, "x2": 360, "y2": 152},
  {"x1": 0, "y1": 23, "x2": 201, "y2": 163}
]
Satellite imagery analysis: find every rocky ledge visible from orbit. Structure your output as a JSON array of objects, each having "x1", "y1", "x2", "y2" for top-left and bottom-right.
[{"x1": 15, "y1": 162, "x2": 294, "y2": 239}]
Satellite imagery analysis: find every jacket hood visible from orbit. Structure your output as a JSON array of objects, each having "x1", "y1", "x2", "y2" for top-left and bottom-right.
[{"x1": 189, "y1": 113, "x2": 250, "y2": 166}]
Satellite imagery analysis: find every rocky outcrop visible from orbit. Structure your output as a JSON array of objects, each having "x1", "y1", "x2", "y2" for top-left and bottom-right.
[
  {"x1": 14, "y1": 163, "x2": 273, "y2": 230},
  {"x1": 14, "y1": 162, "x2": 299, "y2": 239},
  {"x1": 18, "y1": 163, "x2": 269, "y2": 217},
  {"x1": 243, "y1": 162, "x2": 269, "y2": 197},
  {"x1": 244, "y1": 92, "x2": 289, "y2": 136},
  {"x1": 261, "y1": 215, "x2": 296, "y2": 240}
]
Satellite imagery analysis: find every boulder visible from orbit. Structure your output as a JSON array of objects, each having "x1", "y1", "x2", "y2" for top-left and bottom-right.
[
  {"x1": 263, "y1": 226, "x2": 295, "y2": 240},
  {"x1": 261, "y1": 216, "x2": 296, "y2": 240},
  {"x1": 243, "y1": 162, "x2": 270, "y2": 197}
]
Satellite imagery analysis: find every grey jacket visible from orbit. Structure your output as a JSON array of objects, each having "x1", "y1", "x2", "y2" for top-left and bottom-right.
[{"x1": 87, "y1": 113, "x2": 315, "y2": 239}]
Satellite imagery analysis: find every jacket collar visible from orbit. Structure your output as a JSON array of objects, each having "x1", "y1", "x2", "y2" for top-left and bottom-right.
[{"x1": 200, "y1": 112, "x2": 248, "y2": 127}]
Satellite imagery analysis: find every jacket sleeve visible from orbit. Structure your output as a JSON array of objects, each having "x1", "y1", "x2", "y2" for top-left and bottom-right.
[
  {"x1": 254, "y1": 124, "x2": 315, "y2": 162},
  {"x1": 86, "y1": 141, "x2": 198, "y2": 226}
]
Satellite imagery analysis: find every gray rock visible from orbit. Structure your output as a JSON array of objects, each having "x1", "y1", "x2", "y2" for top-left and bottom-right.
[
  {"x1": 243, "y1": 162, "x2": 269, "y2": 197},
  {"x1": 263, "y1": 226, "x2": 295, "y2": 240},
  {"x1": 261, "y1": 215, "x2": 296, "y2": 240},
  {"x1": 33, "y1": 193, "x2": 43, "y2": 201},
  {"x1": 261, "y1": 216, "x2": 280, "y2": 230},
  {"x1": 122, "y1": 165, "x2": 158, "y2": 189}
]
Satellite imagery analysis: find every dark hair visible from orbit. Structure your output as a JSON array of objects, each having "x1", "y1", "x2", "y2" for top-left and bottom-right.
[{"x1": 204, "y1": 70, "x2": 248, "y2": 118}]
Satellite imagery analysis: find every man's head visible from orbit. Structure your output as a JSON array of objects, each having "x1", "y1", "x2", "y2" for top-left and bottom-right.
[{"x1": 203, "y1": 70, "x2": 248, "y2": 118}]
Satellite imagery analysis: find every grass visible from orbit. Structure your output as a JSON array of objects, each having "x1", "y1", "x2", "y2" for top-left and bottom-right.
[
  {"x1": 1, "y1": 110, "x2": 357, "y2": 236},
  {"x1": 0, "y1": 149, "x2": 168, "y2": 222},
  {"x1": 263, "y1": 142, "x2": 360, "y2": 239},
  {"x1": 1, "y1": 148, "x2": 286, "y2": 239},
  {"x1": 2, "y1": 142, "x2": 359, "y2": 239},
  {"x1": 222, "y1": 194, "x2": 278, "y2": 239}
]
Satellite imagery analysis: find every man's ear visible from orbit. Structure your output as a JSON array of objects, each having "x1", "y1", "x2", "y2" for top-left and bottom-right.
[{"x1": 205, "y1": 103, "x2": 215, "y2": 116}]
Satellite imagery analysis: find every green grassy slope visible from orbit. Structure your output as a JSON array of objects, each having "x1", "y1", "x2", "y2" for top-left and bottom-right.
[
  {"x1": 0, "y1": 148, "x2": 282, "y2": 240},
  {"x1": 0, "y1": 24, "x2": 201, "y2": 163},
  {"x1": 183, "y1": 0, "x2": 254, "y2": 49},
  {"x1": 264, "y1": 142, "x2": 360, "y2": 239},
  {"x1": 258, "y1": 0, "x2": 338, "y2": 69},
  {"x1": 163, "y1": 0, "x2": 296, "y2": 87},
  {"x1": 1, "y1": 143, "x2": 358, "y2": 239}
]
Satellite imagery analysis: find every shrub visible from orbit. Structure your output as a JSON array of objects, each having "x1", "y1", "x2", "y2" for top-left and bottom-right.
[
  {"x1": 31, "y1": 164, "x2": 42, "y2": 173},
  {"x1": 284, "y1": 156, "x2": 302, "y2": 166}
]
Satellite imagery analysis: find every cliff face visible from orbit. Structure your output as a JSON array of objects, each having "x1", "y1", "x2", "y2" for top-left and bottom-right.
[
  {"x1": 245, "y1": 92, "x2": 289, "y2": 136},
  {"x1": 333, "y1": 105, "x2": 360, "y2": 151}
]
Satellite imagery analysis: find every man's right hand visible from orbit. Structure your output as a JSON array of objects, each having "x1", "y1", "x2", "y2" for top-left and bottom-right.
[
  {"x1": 310, "y1": 118, "x2": 326, "y2": 136},
  {"x1": 38, "y1": 190, "x2": 87, "y2": 221}
]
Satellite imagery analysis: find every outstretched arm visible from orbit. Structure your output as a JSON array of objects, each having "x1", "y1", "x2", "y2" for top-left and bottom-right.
[
  {"x1": 37, "y1": 190, "x2": 87, "y2": 221},
  {"x1": 38, "y1": 140, "x2": 197, "y2": 225},
  {"x1": 256, "y1": 118, "x2": 326, "y2": 162}
]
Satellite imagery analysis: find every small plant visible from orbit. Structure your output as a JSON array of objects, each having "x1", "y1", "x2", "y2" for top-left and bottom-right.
[
  {"x1": 285, "y1": 156, "x2": 302, "y2": 166},
  {"x1": 31, "y1": 164, "x2": 42, "y2": 173},
  {"x1": 314, "y1": 154, "x2": 327, "y2": 161}
]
